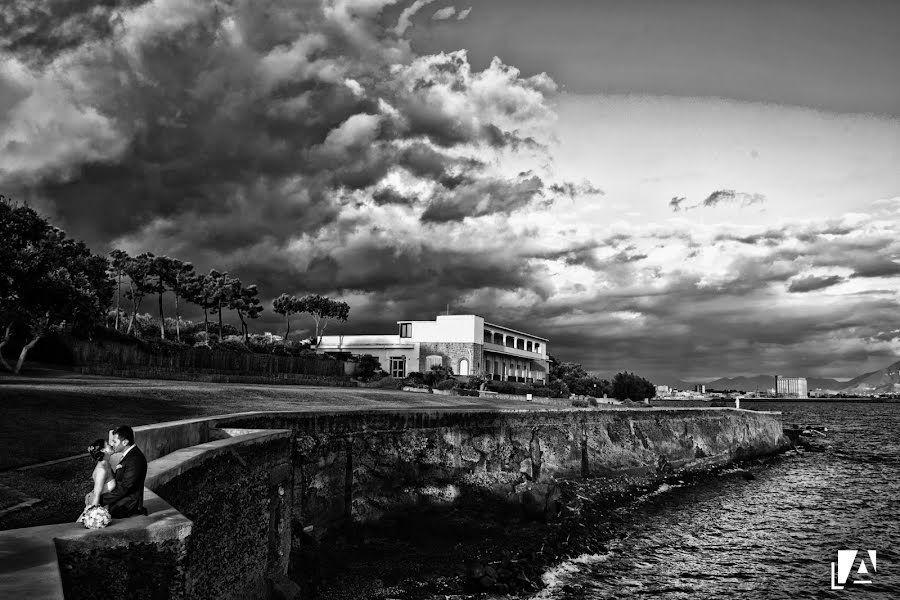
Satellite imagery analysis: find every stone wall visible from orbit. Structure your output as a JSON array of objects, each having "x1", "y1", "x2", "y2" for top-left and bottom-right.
[
  {"x1": 152, "y1": 434, "x2": 292, "y2": 600},
  {"x1": 417, "y1": 342, "x2": 481, "y2": 375},
  {"x1": 215, "y1": 408, "x2": 788, "y2": 542},
  {"x1": 1, "y1": 407, "x2": 787, "y2": 600}
]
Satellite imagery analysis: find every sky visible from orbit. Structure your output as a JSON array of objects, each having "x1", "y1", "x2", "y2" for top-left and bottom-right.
[{"x1": 1, "y1": 0, "x2": 899, "y2": 380}]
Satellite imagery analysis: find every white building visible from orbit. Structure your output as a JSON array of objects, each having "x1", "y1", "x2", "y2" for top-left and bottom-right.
[
  {"x1": 317, "y1": 314, "x2": 550, "y2": 382},
  {"x1": 775, "y1": 376, "x2": 808, "y2": 398}
]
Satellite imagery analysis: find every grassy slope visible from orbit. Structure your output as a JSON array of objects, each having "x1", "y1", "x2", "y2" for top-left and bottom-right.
[
  {"x1": 0, "y1": 372, "x2": 543, "y2": 530},
  {"x1": 0, "y1": 373, "x2": 537, "y2": 469}
]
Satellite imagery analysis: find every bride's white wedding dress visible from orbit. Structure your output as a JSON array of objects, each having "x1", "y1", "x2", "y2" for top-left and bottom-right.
[{"x1": 77, "y1": 460, "x2": 116, "y2": 523}]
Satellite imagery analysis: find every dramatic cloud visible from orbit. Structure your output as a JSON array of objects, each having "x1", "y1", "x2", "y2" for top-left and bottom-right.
[
  {"x1": 395, "y1": 0, "x2": 437, "y2": 35},
  {"x1": 787, "y1": 275, "x2": 844, "y2": 293},
  {"x1": 431, "y1": 7, "x2": 456, "y2": 21},
  {"x1": 2, "y1": 0, "x2": 897, "y2": 380},
  {"x1": 669, "y1": 190, "x2": 766, "y2": 212},
  {"x1": 457, "y1": 7, "x2": 472, "y2": 20},
  {"x1": 702, "y1": 189, "x2": 766, "y2": 208}
]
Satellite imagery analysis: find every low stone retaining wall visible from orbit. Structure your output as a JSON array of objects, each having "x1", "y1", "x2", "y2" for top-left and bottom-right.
[
  {"x1": 213, "y1": 408, "x2": 788, "y2": 541},
  {"x1": 0, "y1": 406, "x2": 788, "y2": 599},
  {"x1": 0, "y1": 423, "x2": 292, "y2": 600}
]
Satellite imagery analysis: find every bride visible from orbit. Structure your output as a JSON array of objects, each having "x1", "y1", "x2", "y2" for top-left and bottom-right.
[{"x1": 83, "y1": 438, "x2": 116, "y2": 508}]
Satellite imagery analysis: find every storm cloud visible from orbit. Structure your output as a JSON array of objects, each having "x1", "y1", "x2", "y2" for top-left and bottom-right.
[{"x1": 2, "y1": 1, "x2": 898, "y2": 380}]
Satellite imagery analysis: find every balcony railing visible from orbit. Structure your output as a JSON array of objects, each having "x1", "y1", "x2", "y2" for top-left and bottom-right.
[{"x1": 483, "y1": 341, "x2": 544, "y2": 359}]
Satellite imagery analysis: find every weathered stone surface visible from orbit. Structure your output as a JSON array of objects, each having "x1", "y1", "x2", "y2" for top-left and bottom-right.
[{"x1": 216, "y1": 407, "x2": 787, "y2": 539}]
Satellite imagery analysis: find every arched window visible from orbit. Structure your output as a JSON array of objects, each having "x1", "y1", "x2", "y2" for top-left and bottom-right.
[{"x1": 458, "y1": 358, "x2": 470, "y2": 376}]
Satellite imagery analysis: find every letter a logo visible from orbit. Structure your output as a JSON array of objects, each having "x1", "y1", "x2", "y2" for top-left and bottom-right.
[{"x1": 831, "y1": 550, "x2": 877, "y2": 589}]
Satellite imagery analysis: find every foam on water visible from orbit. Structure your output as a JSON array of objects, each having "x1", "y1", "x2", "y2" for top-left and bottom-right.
[{"x1": 539, "y1": 401, "x2": 900, "y2": 599}]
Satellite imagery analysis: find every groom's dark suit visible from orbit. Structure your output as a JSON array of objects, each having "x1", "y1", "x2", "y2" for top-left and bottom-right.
[{"x1": 100, "y1": 446, "x2": 147, "y2": 518}]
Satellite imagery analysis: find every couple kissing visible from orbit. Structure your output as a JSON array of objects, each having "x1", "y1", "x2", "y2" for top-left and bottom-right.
[{"x1": 78, "y1": 425, "x2": 148, "y2": 526}]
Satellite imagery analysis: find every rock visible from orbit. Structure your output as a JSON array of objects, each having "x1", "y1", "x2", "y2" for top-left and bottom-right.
[
  {"x1": 466, "y1": 562, "x2": 485, "y2": 579},
  {"x1": 268, "y1": 575, "x2": 302, "y2": 600}
]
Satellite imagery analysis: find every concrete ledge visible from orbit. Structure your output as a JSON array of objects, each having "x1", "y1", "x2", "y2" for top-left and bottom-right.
[
  {"x1": 0, "y1": 524, "x2": 65, "y2": 599},
  {"x1": 53, "y1": 490, "x2": 191, "y2": 552},
  {"x1": 145, "y1": 429, "x2": 292, "y2": 490},
  {"x1": 0, "y1": 490, "x2": 189, "y2": 600}
]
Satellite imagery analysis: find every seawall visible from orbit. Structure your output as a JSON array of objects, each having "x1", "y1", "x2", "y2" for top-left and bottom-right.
[{"x1": 0, "y1": 407, "x2": 788, "y2": 599}]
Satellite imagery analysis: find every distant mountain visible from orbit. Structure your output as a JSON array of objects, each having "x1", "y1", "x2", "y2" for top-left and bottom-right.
[
  {"x1": 704, "y1": 375, "x2": 777, "y2": 392},
  {"x1": 840, "y1": 360, "x2": 900, "y2": 394},
  {"x1": 647, "y1": 376, "x2": 693, "y2": 390},
  {"x1": 604, "y1": 359, "x2": 900, "y2": 394},
  {"x1": 698, "y1": 374, "x2": 846, "y2": 392},
  {"x1": 806, "y1": 377, "x2": 850, "y2": 391}
]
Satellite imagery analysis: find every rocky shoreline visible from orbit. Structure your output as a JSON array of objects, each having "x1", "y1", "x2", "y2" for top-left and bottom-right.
[{"x1": 302, "y1": 453, "x2": 787, "y2": 599}]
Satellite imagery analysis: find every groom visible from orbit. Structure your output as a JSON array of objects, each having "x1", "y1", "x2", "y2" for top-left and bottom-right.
[{"x1": 100, "y1": 425, "x2": 148, "y2": 518}]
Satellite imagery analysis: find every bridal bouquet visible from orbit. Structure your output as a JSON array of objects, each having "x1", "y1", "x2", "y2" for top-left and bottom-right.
[{"x1": 77, "y1": 505, "x2": 112, "y2": 529}]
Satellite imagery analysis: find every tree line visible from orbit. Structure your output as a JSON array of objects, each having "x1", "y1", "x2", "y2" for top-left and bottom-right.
[
  {"x1": 0, "y1": 198, "x2": 350, "y2": 374},
  {"x1": 549, "y1": 357, "x2": 657, "y2": 401}
]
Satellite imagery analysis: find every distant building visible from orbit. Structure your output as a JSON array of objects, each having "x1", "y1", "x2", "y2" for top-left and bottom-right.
[
  {"x1": 694, "y1": 384, "x2": 706, "y2": 394},
  {"x1": 775, "y1": 376, "x2": 808, "y2": 398},
  {"x1": 317, "y1": 314, "x2": 549, "y2": 382},
  {"x1": 656, "y1": 385, "x2": 672, "y2": 395}
]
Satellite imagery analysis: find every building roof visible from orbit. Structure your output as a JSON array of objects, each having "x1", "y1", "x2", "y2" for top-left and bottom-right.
[{"x1": 483, "y1": 321, "x2": 549, "y2": 342}]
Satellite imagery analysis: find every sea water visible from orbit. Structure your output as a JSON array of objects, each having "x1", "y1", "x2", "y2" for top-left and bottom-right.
[{"x1": 535, "y1": 401, "x2": 900, "y2": 599}]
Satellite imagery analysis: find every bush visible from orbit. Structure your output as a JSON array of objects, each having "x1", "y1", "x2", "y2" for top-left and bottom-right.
[
  {"x1": 483, "y1": 379, "x2": 551, "y2": 397},
  {"x1": 363, "y1": 376, "x2": 404, "y2": 389},
  {"x1": 457, "y1": 388, "x2": 480, "y2": 397},
  {"x1": 436, "y1": 378, "x2": 459, "y2": 391},
  {"x1": 548, "y1": 379, "x2": 569, "y2": 398},
  {"x1": 215, "y1": 336, "x2": 250, "y2": 353},
  {"x1": 356, "y1": 354, "x2": 382, "y2": 381},
  {"x1": 571, "y1": 398, "x2": 590, "y2": 408},
  {"x1": 423, "y1": 364, "x2": 454, "y2": 387},
  {"x1": 405, "y1": 371, "x2": 425, "y2": 385},
  {"x1": 459, "y1": 375, "x2": 486, "y2": 391},
  {"x1": 612, "y1": 371, "x2": 656, "y2": 401}
]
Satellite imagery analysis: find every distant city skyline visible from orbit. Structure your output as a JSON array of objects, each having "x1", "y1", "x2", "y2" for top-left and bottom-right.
[{"x1": 1, "y1": 1, "x2": 898, "y2": 378}]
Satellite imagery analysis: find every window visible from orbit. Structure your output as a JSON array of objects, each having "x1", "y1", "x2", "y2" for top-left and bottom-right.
[
  {"x1": 505, "y1": 335, "x2": 514, "y2": 347},
  {"x1": 534, "y1": 343, "x2": 540, "y2": 353},
  {"x1": 399, "y1": 323, "x2": 411, "y2": 338},
  {"x1": 526, "y1": 341, "x2": 532, "y2": 352},
  {"x1": 493, "y1": 332, "x2": 503, "y2": 345},
  {"x1": 458, "y1": 358, "x2": 470, "y2": 376},
  {"x1": 390, "y1": 356, "x2": 406, "y2": 378},
  {"x1": 484, "y1": 329, "x2": 492, "y2": 343},
  {"x1": 426, "y1": 355, "x2": 442, "y2": 369},
  {"x1": 516, "y1": 338, "x2": 525, "y2": 350}
]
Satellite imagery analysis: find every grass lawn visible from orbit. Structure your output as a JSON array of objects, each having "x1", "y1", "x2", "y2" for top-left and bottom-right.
[
  {"x1": 0, "y1": 370, "x2": 544, "y2": 470},
  {"x1": 0, "y1": 369, "x2": 550, "y2": 531}
]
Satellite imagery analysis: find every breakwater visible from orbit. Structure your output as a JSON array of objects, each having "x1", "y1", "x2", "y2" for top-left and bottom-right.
[{"x1": 0, "y1": 407, "x2": 788, "y2": 599}]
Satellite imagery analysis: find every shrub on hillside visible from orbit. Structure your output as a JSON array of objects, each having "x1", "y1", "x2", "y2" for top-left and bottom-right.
[
  {"x1": 215, "y1": 336, "x2": 250, "y2": 353},
  {"x1": 362, "y1": 376, "x2": 403, "y2": 389},
  {"x1": 423, "y1": 364, "x2": 454, "y2": 387},
  {"x1": 459, "y1": 375, "x2": 485, "y2": 391},
  {"x1": 356, "y1": 354, "x2": 383, "y2": 381},
  {"x1": 548, "y1": 379, "x2": 569, "y2": 398},
  {"x1": 484, "y1": 380, "x2": 551, "y2": 397},
  {"x1": 405, "y1": 371, "x2": 425, "y2": 385},
  {"x1": 436, "y1": 378, "x2": 459, "y2": 391}
]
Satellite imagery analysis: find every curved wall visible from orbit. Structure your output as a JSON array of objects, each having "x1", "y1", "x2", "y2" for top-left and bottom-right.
[{"x1": 0, "y1": 407, "x2": 787, "y2": 599}]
